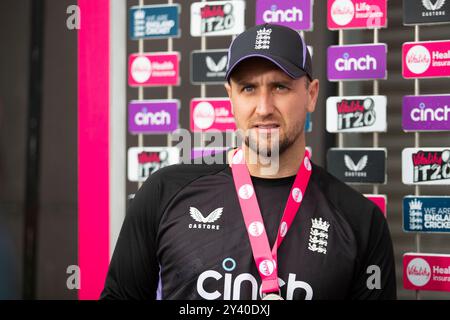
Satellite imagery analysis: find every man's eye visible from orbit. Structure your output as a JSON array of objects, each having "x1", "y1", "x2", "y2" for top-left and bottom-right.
[
  {"x1": 242, "y1": 86, "x2": 254, "y2": 92},
  {"x1": 275, "y1": 84, "x2": 288, "y2": 91}
]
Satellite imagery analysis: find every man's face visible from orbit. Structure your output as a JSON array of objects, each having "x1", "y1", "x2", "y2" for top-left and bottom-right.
[{"x1": 225, "y1": 57, "x2": 319, "y2": 157}]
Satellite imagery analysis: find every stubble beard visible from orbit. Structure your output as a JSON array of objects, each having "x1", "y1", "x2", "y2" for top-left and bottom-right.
[{"x1": 244, "y1": 123, "x2": 304, "y2": 160}]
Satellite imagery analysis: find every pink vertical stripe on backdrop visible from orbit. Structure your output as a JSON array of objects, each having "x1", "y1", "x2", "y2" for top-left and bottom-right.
[{"x1": 78, "y1": 0, "x2": 110, "y2": 300}]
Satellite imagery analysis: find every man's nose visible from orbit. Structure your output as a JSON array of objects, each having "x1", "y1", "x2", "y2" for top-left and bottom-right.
[{"x1": 255, "y1": 89, "x2": 275, "y2": 116}]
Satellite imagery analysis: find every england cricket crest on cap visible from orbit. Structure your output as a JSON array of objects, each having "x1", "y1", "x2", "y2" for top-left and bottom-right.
[{"x1": 255, "y1": 27, "x2": 272, "y2": 50}]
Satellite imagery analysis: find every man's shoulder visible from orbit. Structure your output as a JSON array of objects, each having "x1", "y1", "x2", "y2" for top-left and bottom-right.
[
  {"x1": 147, "y1": 149, "x2": 231, "y2": 185},
  {"x1": 142, "y1": 158, "x2": 229, "y2": 192},
  {"x1": 133, "y1": 161, "x2": 230, "y2": 221},
  {"x1": 310, "y1": 163, "x2": 384, "y2": 225},
  {"x1": 154, "y1": 162, "x2": 228, "y2": 180}
]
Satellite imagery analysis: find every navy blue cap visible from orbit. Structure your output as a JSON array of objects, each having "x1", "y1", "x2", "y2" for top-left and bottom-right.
[{"x1": 225, "y1": 23, "x2": 313, "y2": 82}]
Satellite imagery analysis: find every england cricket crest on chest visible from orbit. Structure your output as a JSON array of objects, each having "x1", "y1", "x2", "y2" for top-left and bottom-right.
[{"x1": 308, "y1": 218, "x2": 330, "y2": 255}]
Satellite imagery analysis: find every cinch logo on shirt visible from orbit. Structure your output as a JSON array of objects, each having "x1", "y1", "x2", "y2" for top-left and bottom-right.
[
  {"x1": 188, "y1": 207, "x2": 223, "y2": 230},
  {"x1": 196, "y1": 257, "x2": 313, "y2": 300}
]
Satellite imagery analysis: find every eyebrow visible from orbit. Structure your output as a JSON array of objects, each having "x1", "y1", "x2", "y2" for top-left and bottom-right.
[{"x1": 234, "y1": 79, "x2": 294, "y2": 87}]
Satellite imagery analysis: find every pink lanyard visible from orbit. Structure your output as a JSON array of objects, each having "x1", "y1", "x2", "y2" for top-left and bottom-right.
[{"x1": 230, "y1": 147, "x2": 312, "y2": 295}]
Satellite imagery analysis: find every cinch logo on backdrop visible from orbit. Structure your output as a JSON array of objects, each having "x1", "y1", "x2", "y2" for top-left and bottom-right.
[
  {"x1": 402, "y1": 148, "x2": 450, "y2": 185},
  {"x1": 128, "y1": 100, "x2": 179, "y2": 134},
  {"x1": 404, "y1": 253, "x2": 450, "y2": 292},
  {"x1": 327, "y1": 0, "x2": 387, "y2": 30},
  {"x1": 255, "y1": 0, "x2": 313, "y2": 31},
  {"x1": 402, "y1": 95, "x2": 450, "y2": 131},
  {"x1": 326, "y1": 95, "x2": 387, "y2": 133},
  {"x1": 403, "y1": 40, "x2": 450, "y2": 78},
  {"x1": 129, "y1": 4, "x2": 180, "y2": 39},
  {"x1": 196, "y1": 257, "x2": 313, "y2": 300},
  {"x1": 403, "y1": 196, "x2": 450, "y2": 233},
  {"x1": 327, "y1": 44, "x2": 387, "y2": 81}
]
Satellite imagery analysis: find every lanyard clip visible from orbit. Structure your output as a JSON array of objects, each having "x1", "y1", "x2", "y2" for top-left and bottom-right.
[{"x1": 262, "y1": 289, "x2": 283, "y2": 300}]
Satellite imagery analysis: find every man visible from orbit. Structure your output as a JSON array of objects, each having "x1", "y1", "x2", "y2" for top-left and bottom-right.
[{"x1": 101, "y1": 24, "x2": 396, "y2": 300}]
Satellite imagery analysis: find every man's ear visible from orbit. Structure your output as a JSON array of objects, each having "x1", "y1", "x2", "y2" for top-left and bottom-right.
[
  {"x1": 224, "y1": 82, "x2": 232, "y2": 98},
  {"x1": 224, "y1": 82, "x2": 233, "y2": 115},
  {"x1": 306, "y1": 79, "x2": 319, "y2": 113}
]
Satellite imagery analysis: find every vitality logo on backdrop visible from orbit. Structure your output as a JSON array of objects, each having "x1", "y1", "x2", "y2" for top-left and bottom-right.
[
  {"x1": 190, "y1": 98, "x2": 236, "y2": 132},
  {"x1": 402, "y1": 148, "x2": 450, "y2": 184},
  {"x1": 403, "y1": 40, "x2": 450, "y2": 78},
  {"x1": 328, "y1": 44, "x2": 387, "y2": 81},
  {"x1": 328, "y1": 0, "x2": 387, "y2": 30},
  {"x1": 327, "y1": 95, "x2": 387, "y2": 132},
  {"x1": 190, "y1": 0, "x2": 246, "y2": 37},
  {"x1": 127, "y1": 147, "x2": 180, "y2": 182},
  {"x1": 129, "y1": 52, "x2": 179, "y2": 86},
  {"x1": 404, "y1": 253, "x2": 450, "y2": 292}
]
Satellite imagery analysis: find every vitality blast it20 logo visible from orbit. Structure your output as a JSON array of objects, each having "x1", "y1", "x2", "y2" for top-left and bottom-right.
[
  {"x1": 412, "y1": 150, "x2": 450, "y2": 183},
  {"x1": 337, "y1": 98, "x2": 376, "y2": 130},
  {"x1": 201, "y1": 3, "x2": 235, "y2": 34},
  {"x1": 138, "y1": 150, "x2": 169, "y2": 180}
]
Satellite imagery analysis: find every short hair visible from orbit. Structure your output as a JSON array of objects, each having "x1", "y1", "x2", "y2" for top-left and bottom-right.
[{"x1": 304, "y1": 77, "x2": 311, "y2": 89}]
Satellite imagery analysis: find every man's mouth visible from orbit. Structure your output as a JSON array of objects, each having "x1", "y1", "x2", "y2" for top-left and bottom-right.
[
  {"x1": 252, "y1": 123, "x2": 280, "y2": 132},
  {"x1": 253, "y1": 123, "x2": 280, "y2": 129}
]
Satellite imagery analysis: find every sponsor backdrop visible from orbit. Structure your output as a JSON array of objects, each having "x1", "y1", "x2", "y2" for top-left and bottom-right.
[
  {"x1": 401, "y1": 0, "x2": 450, "y2": 296},
  {"x1": 326, "y1": 95, "x2": 387, "y2": 133},
  {"x1": 326, "y1": 1, "x2": 390, "y2": 228},
  {"x1": 403, "y1": 196, "x2": 450, "y2": 233},
  {"x1": 327, "y1": 0, "x2": 388, "y2": 30},
  {"x1": 327, "y1": 148, "x2": 387, "y2": 184},
  {"x1": 75, "y1": 0, "x2": 449, "y2": 300}
]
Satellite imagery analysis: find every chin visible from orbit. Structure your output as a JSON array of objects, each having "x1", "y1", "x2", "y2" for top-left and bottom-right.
[{"x1": 245, "y1": 137, "x2": 287, "y2": 159}]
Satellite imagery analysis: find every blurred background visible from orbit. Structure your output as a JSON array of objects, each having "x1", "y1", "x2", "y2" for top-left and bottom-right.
[{"x1": 0, "y1": 0, "x2": 449, "y2": 299}]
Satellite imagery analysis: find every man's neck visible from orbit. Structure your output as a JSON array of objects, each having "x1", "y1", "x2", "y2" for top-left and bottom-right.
[{"x1": 228, "y1": 140, "x2": 306, "y2": 179}]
